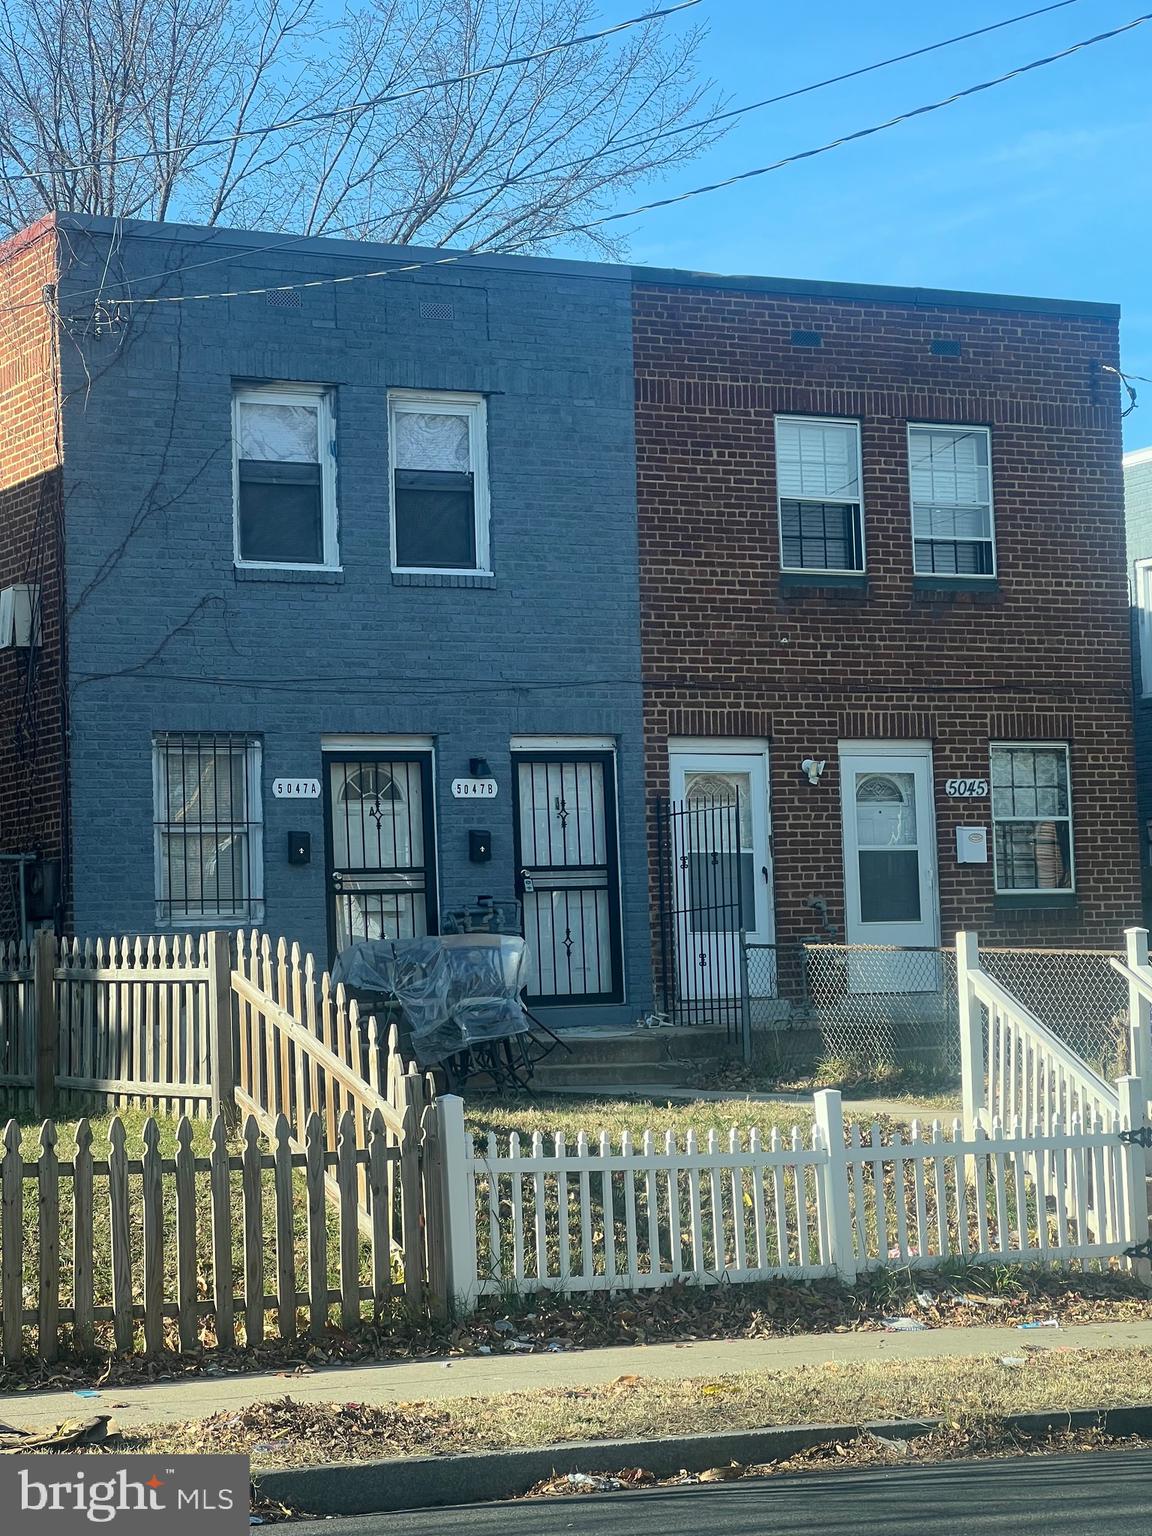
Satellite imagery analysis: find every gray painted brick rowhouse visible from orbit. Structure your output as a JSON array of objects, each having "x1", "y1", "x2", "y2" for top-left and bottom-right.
[{"x1": 56, "y1": 216, "x2": 650, "y2": 1025}]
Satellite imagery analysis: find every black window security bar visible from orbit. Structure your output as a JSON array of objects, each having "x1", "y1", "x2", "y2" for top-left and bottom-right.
[{"x1": 154, "y1": 733, "x2": 262, "y2": 922}]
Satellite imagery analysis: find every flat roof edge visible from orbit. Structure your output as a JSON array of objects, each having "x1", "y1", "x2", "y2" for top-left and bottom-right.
[{"x1": 630, "y1": 265, "x2": 1120, "y2": 319}]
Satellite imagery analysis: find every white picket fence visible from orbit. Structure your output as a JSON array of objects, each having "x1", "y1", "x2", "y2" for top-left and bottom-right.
[{"x1": 435, "y1": 1078, "x2": 1152, "y2": 1304}]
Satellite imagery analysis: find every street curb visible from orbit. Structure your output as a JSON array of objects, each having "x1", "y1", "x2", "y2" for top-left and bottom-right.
[
  {"x1": 255, "y1": 1404, "x2": 1152, "y2": 1516},
  {"x1": 254, "y1": 1417, "x2": 933, "y2": 1515}
]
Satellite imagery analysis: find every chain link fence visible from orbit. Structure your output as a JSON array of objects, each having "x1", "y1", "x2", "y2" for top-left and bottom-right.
[{"x1": 743, "y1": 941, "x2": 1127, "y2": 1080}]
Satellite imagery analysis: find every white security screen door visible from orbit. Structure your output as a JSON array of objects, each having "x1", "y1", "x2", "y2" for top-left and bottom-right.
[
  {"x1": 840, "y1": 747, "x2": 938, "y2": 992},
  {"x1": 668, "y1": 751, "x2": 774, "y2": 1003}
]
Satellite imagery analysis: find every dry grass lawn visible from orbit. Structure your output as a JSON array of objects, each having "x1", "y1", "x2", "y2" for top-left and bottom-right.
[{"x1": 142, "y1": 1347, "x2": 1152, "y2": 1468}]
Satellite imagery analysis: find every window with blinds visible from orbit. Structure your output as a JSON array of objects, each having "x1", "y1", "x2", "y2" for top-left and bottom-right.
[
  {"x1": 908, "y1": 424, "x2": 995, "y2": 576},
  {"x1": 774, "y1": 416, "x2": 864, "y2": 572},
  {"x1": 389, "y1": 392, "x2": 489, "y2": 573},
  {"x1": 233, "y1": 385, "x2": 337, "y2": 568}
]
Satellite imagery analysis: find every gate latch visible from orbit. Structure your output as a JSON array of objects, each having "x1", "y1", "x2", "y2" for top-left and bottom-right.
[
  {"x1": 1120, "y1": 1126, "x2": 1152, "y2": 1148},
  {"x1": 1124, "y1": 1239, "x2": 1152, "y2": 1260}
]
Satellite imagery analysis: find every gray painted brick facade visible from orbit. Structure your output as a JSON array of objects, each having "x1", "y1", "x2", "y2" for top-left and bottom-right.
[{"x1": 56, "y1": 216, "x2": 650, "y2": 1024}]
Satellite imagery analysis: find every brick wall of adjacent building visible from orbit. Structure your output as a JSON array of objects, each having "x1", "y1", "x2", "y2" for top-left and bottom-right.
[
  {"x1": 0, "y1": 216, "x2": 64, "y2": 929},
  {"x1": 634, "y1": 277, "x2": 1141, "y2": 960}
]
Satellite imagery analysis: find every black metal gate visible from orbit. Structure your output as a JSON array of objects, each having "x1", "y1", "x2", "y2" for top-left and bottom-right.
[
  {"x1": 653, "y1": 794, "x2": 747, "y2": 1037},
  {"x1": 323, "y1": 754, "x2": 438, "y2": 959},
  {"x1": 513, "y1": 753, "x2": 623, "y2": 1005}
]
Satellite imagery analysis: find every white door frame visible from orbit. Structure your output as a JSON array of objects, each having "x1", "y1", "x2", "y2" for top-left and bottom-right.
[{"x1": 841, "y1": 740, "x2": 940, "y2": 958}]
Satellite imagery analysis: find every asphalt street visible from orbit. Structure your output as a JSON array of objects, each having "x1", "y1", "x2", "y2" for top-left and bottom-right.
[{"x1": 305, "y1": 1446, "x2": 1150, "y2": 1535}]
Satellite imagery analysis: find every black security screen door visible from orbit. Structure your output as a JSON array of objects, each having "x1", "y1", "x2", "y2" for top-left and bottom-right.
[
  {"x1": 324, "y1": 755, "x2": 438, "y2": 959},
  {"x1": 513, "y1": 752, "x2": 623, "y2": 1006}
]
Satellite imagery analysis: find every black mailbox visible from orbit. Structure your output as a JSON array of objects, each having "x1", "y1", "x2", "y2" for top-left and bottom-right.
[{"x1": 469, "y1": 829, "x2": 492, "y2": 863}]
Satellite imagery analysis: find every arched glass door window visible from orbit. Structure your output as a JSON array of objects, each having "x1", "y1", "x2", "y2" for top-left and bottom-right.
[{"x1": 854, "y1": 772, "x2": 921, "y2": 923}]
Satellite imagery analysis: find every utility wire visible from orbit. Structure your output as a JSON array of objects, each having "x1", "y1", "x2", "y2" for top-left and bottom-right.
[
  {"x1": 95, "y1": 10, "x2": 1150, "y2": 309},
  {"x1": 455, "y1": 0, "x2": 1094, "y2": 202},
  {"x1": 2, "y1": 0, "x2": 702, "y2": 184},
  {"x1": 552, "y1": 10, "x2": 1152, "y2": 234},
  {"x1": 57, "y1": 0, "x2": 1096, "y2": 307}
]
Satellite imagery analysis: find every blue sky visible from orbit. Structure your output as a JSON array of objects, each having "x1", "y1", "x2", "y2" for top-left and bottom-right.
[{"x1": 585, "y1": 0, "x2": 1152, "y2": 446}]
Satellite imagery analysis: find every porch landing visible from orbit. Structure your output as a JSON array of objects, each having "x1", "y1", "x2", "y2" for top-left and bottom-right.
[{"x1": 527, "y1": 1025, "x2": 736, "y2": 1092}]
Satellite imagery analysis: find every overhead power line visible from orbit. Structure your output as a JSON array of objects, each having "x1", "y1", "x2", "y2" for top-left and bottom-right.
[
  {"x1": 557, "y1": 9, "x2": 1152, "y2": 234},
  {"x1": 96, "y1": 10, "x2": 1149, "y2": 310},
  {"x1": 0, "y1": 0, "x2": 701, "y2": 185},
  {"x1": 459, "y1": 0, "x2": 1094, "y2": 203},
  {"x1": 61, "y1": 0, "x2": 1095, "y2": 305}
]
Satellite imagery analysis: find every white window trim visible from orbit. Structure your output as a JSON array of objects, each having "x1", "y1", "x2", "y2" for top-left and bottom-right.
[
  {"x1": 774, "y1": 415, "x2": 866, "y2": 575},
  {"x1": 989, "y1": 741, "x2": 1075, "y2": 896},
  {"x1": 906, "y1": 422, "x2": 996, "y2": 579},
  {"x1": 152, "y1": 736, "x2": 265, "y2": 926},
  {"x1": 1135, "y1": 559, "x2": 1152, "y2": 699},
  {"x1": 233, "y1": 383, "x2": 339, "y2": 573},
  {"x1": 389, "y1": 390, "x2": 491, "y2": 576}
]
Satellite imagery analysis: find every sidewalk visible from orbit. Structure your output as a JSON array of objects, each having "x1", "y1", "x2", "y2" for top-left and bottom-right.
[{"x1": 5, "y1": 1318, "x2": 1152, "y2": 1432}]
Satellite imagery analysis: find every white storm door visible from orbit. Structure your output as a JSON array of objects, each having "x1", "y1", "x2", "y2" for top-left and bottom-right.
[
  {"x1": 669, "y1": 750, "x2": 774, "y2": 1001},
  {"x1": 840, "y1": 748, "x2": 938, "y2": 992}
]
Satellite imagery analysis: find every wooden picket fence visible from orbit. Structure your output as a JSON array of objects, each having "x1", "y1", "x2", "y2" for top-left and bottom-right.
[
  {"x1": 230, "y1": 931, "x2": 439, "y2": 1308},
  {"x1": 0, "y1": 929, "x2": 446, "y2": 1358},
  {"x1": 0, "y1": 1108, "x2": 403, "y2": 1364},
  {"x1": 0, "y1": 931, "x2": 223, "y2": 1117}
]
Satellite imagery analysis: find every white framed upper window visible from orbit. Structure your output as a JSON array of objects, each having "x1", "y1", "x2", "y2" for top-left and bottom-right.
[
  {"x1": 908, "y1": 424, "x2": 995, "y2": 577},
  {"x1": 1135, "y1": 559, "x2": 1152, "y2": 698},
  {"x1": 389, "y1": 391, "x2": 490, "y2": 574},
  {"x1": 990, "y1": 743, "x2": 1074, "y2": 895},
  {"x1": 153, "y1": 733, "x2": 264, "y2": 924},
  {"x1": 775, "y1": 416, "x2": 864, "y2": 573},
  {"x1": 233, "y1": 384, "x2": 337, "y2": 570}
]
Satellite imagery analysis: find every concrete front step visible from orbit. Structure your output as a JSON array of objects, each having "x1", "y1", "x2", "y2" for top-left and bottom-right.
[
  {"x1": 540, "y1": 1027, "x2": 736, "y2": 1065},
  {"x1": 529, "y1": 1059, "x2": 706, "y2": 1091}
]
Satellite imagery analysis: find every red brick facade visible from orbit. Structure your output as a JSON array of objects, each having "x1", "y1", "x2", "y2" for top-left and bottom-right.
[
  {"x1": 634, "y1": 278, "x2": 1141, "y2": 957},
  {"x1": 0, "y1": 216, "x2": 65, "y2": 923}
]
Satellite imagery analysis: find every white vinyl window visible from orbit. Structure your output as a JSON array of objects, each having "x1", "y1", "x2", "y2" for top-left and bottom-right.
[
  {"x1": 908, "y1": 424, "x2": 995, "y2": 576},
  {"x1": 990, "y1": 743, "x2": 1074, "y2": 895},
  {"x1": 1135, "y1": 559, "x2": 1152, "y2": 698},
  {"x1": 389, "y1": 391, "x2": 490, "y2": 574},
  {"x1": 153, "y1": 734, "x2": 264, "y2": 923},
  {"x1": 775, "y1": 416, "x2": 864, "y2": 572},
  {"x1": 233, "y1": 384, "x2": 338, "y2": 569}
]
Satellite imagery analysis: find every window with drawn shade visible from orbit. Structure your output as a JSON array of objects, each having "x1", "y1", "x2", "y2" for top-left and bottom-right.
[
  {"x1": 153, "y1": 734, "x2": 264, "y2": 922},
  {"x1": 908, "y1": 425, "x2": 995, "y2": 576},
  {"x1": 390, "y1": 392, "x2": 489, "y2": 572},
  {"x1": 775, "y1": 417, "x2": 864, "y2": 572},
  {"x1": 991, "y1": 745, "x2": 1074, "y2": 894},
  {"x1": 233, "y1": 386, "x2": 336, "y2": 567}
]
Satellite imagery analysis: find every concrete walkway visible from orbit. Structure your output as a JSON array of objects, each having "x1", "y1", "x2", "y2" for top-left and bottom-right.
[{"x1": 4, "y1": 1319, "x2": 1151, "y2": 1432}]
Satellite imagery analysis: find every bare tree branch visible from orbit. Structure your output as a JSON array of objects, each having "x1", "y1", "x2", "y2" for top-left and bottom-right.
[{"x1": 0, "y1": 0, "x2": 726, "y2": 252}]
